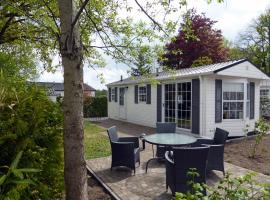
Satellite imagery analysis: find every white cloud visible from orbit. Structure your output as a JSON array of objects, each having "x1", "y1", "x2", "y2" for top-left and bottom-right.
[{"x1": 38, "y1": 0, "x2": 270, "y2": 90}]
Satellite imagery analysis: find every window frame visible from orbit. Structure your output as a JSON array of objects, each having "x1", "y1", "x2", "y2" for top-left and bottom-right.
[
  {"x1": 138, "y1": 85, "x2": 147, "y2": 103},
  {"x1": 222, "y1": 82, "x2": 244, "y2": 120}
]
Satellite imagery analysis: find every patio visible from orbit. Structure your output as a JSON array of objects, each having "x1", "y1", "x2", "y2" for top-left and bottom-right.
[{"x1": 87, "y1": 119, "x2": 270, "y2": 200}]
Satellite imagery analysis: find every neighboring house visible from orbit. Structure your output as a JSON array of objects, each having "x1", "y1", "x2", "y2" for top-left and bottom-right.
[
  {"x1": 35, "y1": 82, "x2": 96, "y2": 102},
  {"x1": 107, "y1": 59, "x2": 270, "y2": 137},
  {"x1": 260, "y1": 79, "x2": 270, "y2": 99}
]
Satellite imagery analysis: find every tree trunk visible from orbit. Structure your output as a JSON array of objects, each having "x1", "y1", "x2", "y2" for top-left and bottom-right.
[{"x1": 58, "y1": 0, "x2": 88, "y2": 199}]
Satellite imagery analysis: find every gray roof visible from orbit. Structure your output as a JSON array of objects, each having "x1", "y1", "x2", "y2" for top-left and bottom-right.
[
  {"x1": 34, "y1": 82, "x2": 96, "y2": 91},
  {"x1": 107, "y1": 59, "x2": 254, "y2": 86}
]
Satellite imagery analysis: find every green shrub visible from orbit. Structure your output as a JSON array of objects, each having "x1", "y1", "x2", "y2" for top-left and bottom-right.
[
  {"x1": 0, "y1": 73, "x2": 64, "y2": 199},
  {"x1": 83, "y1": 96, "x2": 107, "y2": 117},
  {"x1": 173, "y1": 169, "x2": 270, "y2": 200},
  {"x1": 249, "y1": 119, "x2": 270, "y2": 158}
]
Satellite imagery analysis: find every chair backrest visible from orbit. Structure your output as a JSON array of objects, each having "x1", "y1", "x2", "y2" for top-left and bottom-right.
[
  {"x1": 173, "y1": 146, "x2": 209, "y2": 184},
  {"x1": 107, "y1": 126, "x2": 119, "y2": 142},
  {"x1": 156, "y1": 122, "x2": 176, "y2": 133},
  {"x1": 214, "y1": 128, "x2": 229, "y2": 145}
]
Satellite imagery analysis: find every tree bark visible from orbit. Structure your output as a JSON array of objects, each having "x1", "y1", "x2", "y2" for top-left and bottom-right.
[{"x1": 58, "y1": 0, "x2": 88, "y2": 199}]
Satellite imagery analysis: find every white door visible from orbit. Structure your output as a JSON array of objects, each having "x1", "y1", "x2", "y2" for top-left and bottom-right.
[{"x1": 119, "y1": 87, "x2": 127, "y2": 119}]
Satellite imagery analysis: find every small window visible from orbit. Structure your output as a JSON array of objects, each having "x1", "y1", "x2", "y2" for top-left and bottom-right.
[
  {"x1": 111, "y1": 88, "x2": 115, "y2": 101},
  {"x1": 223, "y1": 83, "x2": 244, "y2": 119},
  {"x1": 119, "y1": 88, "x2": 125, "y2": 105},
  {"x1": 138, "y1": 86, "x2": 147, "y2": 102}
]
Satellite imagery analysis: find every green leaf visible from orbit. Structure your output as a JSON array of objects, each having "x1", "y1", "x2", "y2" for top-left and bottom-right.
[
  {"x1": 0, "y1": 175, "x2": 7, "y2": 185},
  {"x1": 10, "y1": 151, "x2": 23, "y2": 170},
  {"x1": 10, "y1": 179, "x2": 35, "y2": 185},
  {"x1": 12, "y1": 169, "x2": 24, "y2": 179},
  {"x1": 17, "y1": 168, "x2": 41, "y2": 173}
]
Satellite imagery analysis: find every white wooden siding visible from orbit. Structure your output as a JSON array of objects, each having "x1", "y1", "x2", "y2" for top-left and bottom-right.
[
  {"x1": 202, "y1": 76, "x2": 260, "y2": 137},
  {"x1": 217, "y1": 61, "x2": 269, "y2": 80},
  {"x1": 108, "y1": 84, "x2": 157, "y2": 127}
]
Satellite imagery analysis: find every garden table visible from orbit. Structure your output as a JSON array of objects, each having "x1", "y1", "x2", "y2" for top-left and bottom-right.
[{"x1": 144, "y1": 133, "x2": 197, "y2": 173}]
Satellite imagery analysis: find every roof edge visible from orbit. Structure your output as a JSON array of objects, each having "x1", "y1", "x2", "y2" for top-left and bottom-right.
[{"x1": 213, "y1": 58, "x2": 247, "y2": 73}]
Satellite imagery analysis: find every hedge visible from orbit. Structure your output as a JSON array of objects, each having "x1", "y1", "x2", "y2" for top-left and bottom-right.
[{"x1": 83, "y1": 96, "x2": 107, "y2": 118}]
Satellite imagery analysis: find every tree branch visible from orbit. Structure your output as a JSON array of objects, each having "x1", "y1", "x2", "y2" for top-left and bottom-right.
[
  {"x1": 41, "y1": 0, "x2": 60, "y2": 34},
  {"x1": 0, "y1": 14, "x2": 16, "y2": 41},
  {"x1": 134, "y1": 0, "x2": 168, "y2": 36},
  {"x1": 71, "y1": 0, "x2": 91, "y2": 31}
]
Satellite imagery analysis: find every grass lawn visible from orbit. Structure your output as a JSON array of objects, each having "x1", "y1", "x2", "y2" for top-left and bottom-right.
[{"x1": 84, "y1": 121, "x2": 111, "y2": 160}]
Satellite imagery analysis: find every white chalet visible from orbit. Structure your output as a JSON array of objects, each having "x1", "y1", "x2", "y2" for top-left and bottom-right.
[{"x1": 107, "y1": 59, "x2": 270, "y2": 137}]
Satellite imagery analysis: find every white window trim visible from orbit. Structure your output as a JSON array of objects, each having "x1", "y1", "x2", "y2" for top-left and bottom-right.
[
  {"x1": 222, "y1": 82, "x2": 245, "y2": 121},
  {"x1": 138, "y1": 85, "x2": 147, "y2": 103}
]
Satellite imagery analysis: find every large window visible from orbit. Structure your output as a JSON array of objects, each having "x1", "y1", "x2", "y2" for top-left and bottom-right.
[
  {"x1": 223, "y1": 83, "x2": 244, "y2": 119},
  {"x1": 138, "y1": 86, "x2": 147, "y2": 102},
  {"x1": 177, "y1": 82, "x2": 191, "y2": 129},
  {"x1": 165, "y1": 84, "x2": 176, "y2": 122}
]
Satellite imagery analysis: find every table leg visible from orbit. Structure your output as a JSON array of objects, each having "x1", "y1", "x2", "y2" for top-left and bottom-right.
[{"x1": 152, "y1": 144, "x2": 154, "y2": 158}]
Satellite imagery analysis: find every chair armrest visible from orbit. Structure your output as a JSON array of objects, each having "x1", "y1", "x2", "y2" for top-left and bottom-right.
[
  {"x1": 201, "y1": 144, "x2": 224, "y2": 159},
  {"x1": 111, "y1": 141, "x2": 135, "y2": 154},
  {"x1": 118, "y1": 137, "x2": 139, "y2": 148},
  {"x1": 165, "y1": 151, "x2": 174, "y2": 164}
]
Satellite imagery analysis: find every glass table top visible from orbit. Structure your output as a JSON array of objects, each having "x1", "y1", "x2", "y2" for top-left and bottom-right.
[{"x1": 144, "y1": 133, "x2": 197, "y2": 146}]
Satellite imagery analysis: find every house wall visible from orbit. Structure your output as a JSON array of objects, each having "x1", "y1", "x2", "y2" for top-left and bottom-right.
[
  {"x1": 48, "y1": 91, "x2": 64, "y2": 102},
  {"x1": 217, "y1": 61, "x2": 269, "y2": 80},
  {"x1": 84, "y1": 90, "x2": 95, "y2": 97},
  {"x1": 202, "y1": 75, "x2": 260, "y2": 137},
  {"x1": 108, "y1": 84, "x2": 157, "y2": 127}
]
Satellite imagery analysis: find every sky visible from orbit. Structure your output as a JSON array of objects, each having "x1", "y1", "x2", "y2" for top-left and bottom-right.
[{"x1": 38, "y1": 0, "x2": 270, "y2": 90}]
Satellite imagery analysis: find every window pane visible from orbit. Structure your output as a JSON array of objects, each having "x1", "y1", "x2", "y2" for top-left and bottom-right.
[
  {"x1": 237, "y1": 92, "x2": 244, "y2": 100},
  {"x1": 237, "y1": 102, "x2": 243, "y2": 110},
  {"x1": 230, "y1": 111, "x2": 236, "y2": 119},
  {"x1": 223, "y1": 111, "x2": 229, "y2": 119},
  {"x1": 230, "y1": 92, "x2": 237, "y2": 100},
  {"x1": 223, "y1": 92, "x2": 230, "y2": 100},
  {"x1": 230, "y1": 102, "x2": 237, "y2": 110},
  {"x1": 237, "y1": 111, "x2": 243, "y2": 119},
  {"x1": 223, "y1": 102, "x2": 229, "y2": 110}
]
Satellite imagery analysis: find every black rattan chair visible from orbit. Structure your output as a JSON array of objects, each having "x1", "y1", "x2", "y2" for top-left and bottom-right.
[
  {"x1": 192, "y1": 127, "x2": 229, "y2": 175},
  {"x1": 165, "y1": 146, "x2": 210, "y2": 195},
  {"x1": 156, "y1": 122, "x2": 176, "y2": 158},
  {"x1": 107, "y1": 126, "x2": 140, "y2": 174}
]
